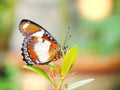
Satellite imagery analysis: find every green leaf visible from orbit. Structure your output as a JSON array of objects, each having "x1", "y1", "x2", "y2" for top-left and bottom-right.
[
  {"x1": 65, "y1": 78, "x2": 95, "y2": 90},
  {"x1": 61, "y1": 45, "x2": 78, "y2": 76},
  {"x1": 23, "y1": 65, "x2": 52, "y2": 84}
]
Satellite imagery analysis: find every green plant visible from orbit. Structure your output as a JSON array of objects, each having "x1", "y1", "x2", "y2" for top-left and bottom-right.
[
  {"x1": 23, "y1": 45, "x2": 94, "y2": 90},
  {"x1": 0, "y1": 0, "x2": 16, "y2": 51},
  {"x1": 0, "y1": 61, "x2": 18, "y2": 90}
]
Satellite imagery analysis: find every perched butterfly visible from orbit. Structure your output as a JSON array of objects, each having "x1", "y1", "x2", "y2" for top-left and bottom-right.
[{"x1": 19, "y1": 19, "x2": 67, "y2": 65}]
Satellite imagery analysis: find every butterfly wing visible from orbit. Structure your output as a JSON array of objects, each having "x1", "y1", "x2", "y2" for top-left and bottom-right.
[{"x1": 19, "y1": 19, "x2": 62, "y2": 65}]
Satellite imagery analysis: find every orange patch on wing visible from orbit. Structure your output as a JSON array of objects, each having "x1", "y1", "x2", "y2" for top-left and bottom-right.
[
  {"x1": 19, "y1": 21, "x2": 41, "y2": 37},
  {"x1": 42, "y1": 35, "x2": 56, "y2": 45},
  {"x1": 42, "y1": 35, "x2": 61, "y2": 61},
  {"x1": 48, "y1": 43, "x2": 60, "y2": 61},
  {"x1": 27, "y1": 37, "x2": 38, "y2": 63}
]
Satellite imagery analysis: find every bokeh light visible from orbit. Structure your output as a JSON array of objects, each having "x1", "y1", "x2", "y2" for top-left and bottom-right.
[{"x1": 77, "y1": 0, "x2": 113, "y2": 21}]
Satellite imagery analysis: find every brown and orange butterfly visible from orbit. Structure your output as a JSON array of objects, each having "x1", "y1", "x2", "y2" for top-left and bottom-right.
[{"x1": 19, "y1": 19, "x2": 66, "y2": 65}]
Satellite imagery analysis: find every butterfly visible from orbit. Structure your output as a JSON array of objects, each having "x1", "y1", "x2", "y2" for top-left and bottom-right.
[{"x1": 19, "y1": 19, "x2": 67, "y2": 65}]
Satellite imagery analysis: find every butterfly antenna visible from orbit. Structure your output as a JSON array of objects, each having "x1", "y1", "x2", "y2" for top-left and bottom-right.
[{"x1": 62, "y1": 27, "x2": 71, "y2": 50}]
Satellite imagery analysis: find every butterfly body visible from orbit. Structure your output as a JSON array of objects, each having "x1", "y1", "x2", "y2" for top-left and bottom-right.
[{"x1": 19, "y1": 19, "x2": 63, "y2": 65}]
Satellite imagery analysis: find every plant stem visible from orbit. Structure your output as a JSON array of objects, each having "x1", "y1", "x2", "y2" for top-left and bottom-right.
[
  {"x1": 53, "y1": 78, "x2": 57, "y2": 90},
  {"x1": 57, "y1": 77, "x2": 64, "y2": 90}
]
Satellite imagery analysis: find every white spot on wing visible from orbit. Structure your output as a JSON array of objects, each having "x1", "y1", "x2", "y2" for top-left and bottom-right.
[
  {"x1": 34, "y1": 38, "x2": 51, "y2": 63},
  {"x1": 32, "y1": 31, "x2": 44, "y2": 37},
  {"x1": 23, "y1": 23, "x2": 29, "y2": 29}
]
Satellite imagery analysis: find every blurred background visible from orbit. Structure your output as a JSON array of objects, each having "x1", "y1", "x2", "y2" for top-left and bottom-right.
[{"x1": 0, "y1": 0, "x2": 120, "y2": 90}]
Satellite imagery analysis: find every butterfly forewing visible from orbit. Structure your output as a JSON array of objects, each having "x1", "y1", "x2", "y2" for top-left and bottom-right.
[{"x1": 19, "y1": 20, "x2": 43, "y2": 38}]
